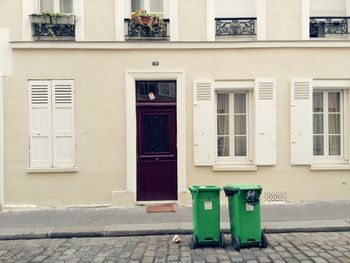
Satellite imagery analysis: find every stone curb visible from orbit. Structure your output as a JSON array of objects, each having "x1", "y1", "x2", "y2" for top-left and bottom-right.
[{"x1": 0, "y1": 220, "x2": 349, "y2": 240}]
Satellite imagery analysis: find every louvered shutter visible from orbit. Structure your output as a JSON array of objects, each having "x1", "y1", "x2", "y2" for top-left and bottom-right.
[
  {"x1": 52, "y1": 80, "x2": 75, "y2": 167},
  {"x1": 28, "y1": 80, "x2": 52, "y2": 168},
  {"x1": 255, "y1": 79, "x2": 277, "y2": 165},
  {"x1": 310, "y1": 0, "x2": 346, "y2": 16},
  {"x1": 291, "y1": 79, "x2": 313, "y2": 165},
  {"x1": 193, "y1": 80, "x2": 215, "y2": 166}
]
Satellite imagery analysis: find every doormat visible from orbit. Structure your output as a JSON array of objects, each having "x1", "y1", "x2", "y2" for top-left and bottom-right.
[{"x1": 146, "y1": 204, "x2": 176, "y2": 213}]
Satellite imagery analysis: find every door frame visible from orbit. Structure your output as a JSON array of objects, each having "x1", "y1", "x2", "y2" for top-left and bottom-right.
[{"x1": 125, "y1": 71, "x2": 186, "y2": 202}]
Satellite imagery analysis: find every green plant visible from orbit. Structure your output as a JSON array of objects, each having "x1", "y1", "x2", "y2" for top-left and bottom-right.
[{"x1": 130, "y1": 9, "x2": 165, "y2": 33}]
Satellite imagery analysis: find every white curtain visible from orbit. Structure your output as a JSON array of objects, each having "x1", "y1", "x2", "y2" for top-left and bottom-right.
[
  {"x1": 41, "y1": 0, "x2": 54, "y2": 12},
  {"x1": 328, "y1": 92, "x2": 341, "y2": 155},
  {"x1": 217, "y1": 94, "x2": 229, "y2": 156},
  {"x1": 150, "y1": 0, "x2": 163, "y2": 14},
  {"x1": 60, "y1": 0, "x2": 73, "y2": 13}
]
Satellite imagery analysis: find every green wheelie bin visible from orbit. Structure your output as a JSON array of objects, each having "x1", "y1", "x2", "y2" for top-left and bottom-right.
[
  {"x1": 189, "y1": 186, "x2": 225, "y2": 249},
  {"x1": 223, "y1": 184, "x2": 268, "y2": 251}
]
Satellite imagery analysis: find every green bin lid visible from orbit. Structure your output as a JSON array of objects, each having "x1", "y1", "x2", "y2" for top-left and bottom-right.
[
  {"x1": 188, "y1": 185, "x2": 221, "y2": 192},
  {"x1": 224, "y1": 184, "x2": 262, "y2": 191}
]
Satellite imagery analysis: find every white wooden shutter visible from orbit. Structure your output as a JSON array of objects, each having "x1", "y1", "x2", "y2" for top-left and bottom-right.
[
  {"x1": 310, "y1": 0, "x2": 346, "y2": 16},
  {"x1": 291, "y1": 79, "x2": 313, "y2": 165},
  {"x1": 193, "y1": 80, "x2": 215, "y2": 166},
  {"x1": 52, "y1": 80, "x2": 75, "y2": 167},
  {"x1": 28, "y1": 80, "x2": 52, "y2": 168},
  {"x1": 255, "y1": 79, "x2": 276, "y2": 165}
]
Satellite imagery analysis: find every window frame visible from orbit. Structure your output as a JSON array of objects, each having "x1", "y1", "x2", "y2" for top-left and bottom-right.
[
  {"x1": 312, "y1": 89, "x2": 346, "y2": 164},
  {"x1": 214, "y1": 89, "x2": 254, "y2": 165},
  {"x1": 39, "y1": 0, "x2": 74, "y2": 14},
  {"x1": 130, "y1": 0, "x2": 165, "y2": 17}
]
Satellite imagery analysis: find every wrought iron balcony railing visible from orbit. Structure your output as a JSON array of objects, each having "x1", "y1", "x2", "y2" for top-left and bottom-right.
[
  {"x1": 310, "y1": 17, "x2": 350, "y2": 38},
  {"x1": 29, "y1": 14, "x2": 76, "y2": 40},
  {"x1": 215, "y1": 17, "x2": 257, "y2": 36},
  {"x1": 125, "y1": 19, "x2": 170, "y2": 40}
]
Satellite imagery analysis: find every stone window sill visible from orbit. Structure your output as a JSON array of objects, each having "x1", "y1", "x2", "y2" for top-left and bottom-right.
[
  {"x1": 212, "y1": 165, "x2": 257, "y2": 171},
  {"x1": 310, "y1": 164, "x2": 350, "y2": 171},
  {"x1": 27, "y1": 167, "x2": 78, "y2": 173}
]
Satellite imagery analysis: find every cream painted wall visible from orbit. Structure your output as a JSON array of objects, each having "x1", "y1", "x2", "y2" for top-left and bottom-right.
[
  {"x1": 0, "y1": 0, "x2": 22, "y2": 41},
  {"x1": 266, "y1": 0, "x2": 302, "y2": 40},
  {"x1": 4, "y1": 47, "x2": 350, "y2": 207},
  {"x1": 178, "y1": 0, "x2": 207, "y2": 41},
  {"x1": 83, "y1": 0, "x2": 116, "y2": 40}
]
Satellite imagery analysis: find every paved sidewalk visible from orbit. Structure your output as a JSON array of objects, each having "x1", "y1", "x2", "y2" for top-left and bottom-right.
[{"x1": 0, "y1": 200, "x2": 350, "y2": 240}]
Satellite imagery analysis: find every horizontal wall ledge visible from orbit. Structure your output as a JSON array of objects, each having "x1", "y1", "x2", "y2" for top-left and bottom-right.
[
  {"x1": 310, "y1": 164, "x2": 350, "y2": 171},
  {"x1": 213, "y1": 165, "x2": 258, "y2": 171},
  {"x1": 26, "y1": 167, "x2": 79, "y2": 173},
  {"x1": 10, "y1": 41, "x2": 350, "y2": 50}
]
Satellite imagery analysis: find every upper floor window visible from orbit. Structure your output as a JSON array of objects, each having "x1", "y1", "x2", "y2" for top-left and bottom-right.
[
  {"x1": 310, "y1": 0, "x2": 349, "y2": 38},
  {"x1": 40, "y1": 0, "x2": 73, "y2": 13},
  {"x1": 215, "y1": 0, "x2": 257, "y2": 39},
  {"x1": 29, "y1": 0, "x2": 76, "y2": 40},
  {"x1": 131, "y1": 0, "x2": 163, "y2": 17},
  {"x1": 125, "y1": 0, "x2": 170, "y2": 40}
]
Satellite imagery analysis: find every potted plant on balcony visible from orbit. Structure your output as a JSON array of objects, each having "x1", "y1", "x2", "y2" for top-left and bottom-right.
[{"x1": 130, "y1": 9, "x2": 164, "y2": 31}]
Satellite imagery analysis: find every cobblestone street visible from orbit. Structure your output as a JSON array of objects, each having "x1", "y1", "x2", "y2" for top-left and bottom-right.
[{"x1": 0, "y1": 232, "x2": 349, "y2": 263}]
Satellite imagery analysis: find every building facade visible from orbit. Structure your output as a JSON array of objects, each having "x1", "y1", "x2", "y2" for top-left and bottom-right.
[{"x1": 0, "y1": 0, "x2": 350, "y2": 208}]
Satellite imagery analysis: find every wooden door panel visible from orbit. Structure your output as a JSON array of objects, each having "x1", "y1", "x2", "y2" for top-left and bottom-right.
[{"x1": 136, "y1": 105, "x2": 177, "y2": 201}]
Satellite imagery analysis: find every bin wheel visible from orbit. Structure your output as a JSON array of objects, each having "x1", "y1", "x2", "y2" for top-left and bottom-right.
[
  {"x1": 260, "y1": 232, "x2": 268, "y2": 248},
  {"x1": 232, "y1": 236, "x2": 240, "y2": 251},
  {"x1": 190, "y1": 235, "x2": 197, "y2": 249},
  {"x1": 219, "y1": 233, "x2": 225, "y2": 248}
]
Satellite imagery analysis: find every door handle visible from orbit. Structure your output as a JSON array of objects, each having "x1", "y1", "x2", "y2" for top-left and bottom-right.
[{"x1": 155, "y1": 157, "x2": 159, "y2": 161}]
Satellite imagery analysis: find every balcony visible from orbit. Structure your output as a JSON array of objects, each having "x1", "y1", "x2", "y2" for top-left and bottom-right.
[
  {"x1": 215, "y1": 17, "x2": 257, "y2": 38},
  {"x1": 29, "y1": 14, "x2": 75, "y2": 41},
  {"x1": 310, "y1": 17, "x2": 350, "y2": 38},
  {"x1": 125, "y1": 18, "x2": 170, "y2": 40}
]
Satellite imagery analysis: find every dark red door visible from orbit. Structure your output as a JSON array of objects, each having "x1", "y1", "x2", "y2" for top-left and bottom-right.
[{"x1": 136, "y1": 81, "x2": 177, "y2": 201}]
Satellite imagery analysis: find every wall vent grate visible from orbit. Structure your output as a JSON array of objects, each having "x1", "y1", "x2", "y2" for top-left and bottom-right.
[{"x1": 263, "y1": 192, "x2": 288, "y2": 203}]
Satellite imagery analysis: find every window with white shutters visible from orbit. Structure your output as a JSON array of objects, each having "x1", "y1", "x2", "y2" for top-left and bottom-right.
[
  {"x1": 193, "y1": 79, "x2": 276, "y2": 168},
  {"x1": 291, "y1": 79, "x2": 349, "y2": 166},
  {"x1": 28, "y1": 80, "x2": 75, "y2": 168}
]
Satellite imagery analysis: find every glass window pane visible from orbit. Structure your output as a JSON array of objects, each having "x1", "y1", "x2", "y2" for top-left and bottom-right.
[
  {"x1": 328, "y1": 92, "x2": 340, "y2": 112},
  {"x1": 218, "y1": 137, "x2": 229, "y2": 156},
  {"x1": 313, "y1": 135, "x2": 324, "y2": 156},
  {"x1": 40, "y1": 0, "x2": 54, "y2": 13},
  {"x1": 234, "y1": 93, "x2": 246, "y2": 113},
  {"x1": 158, "y1": 82, "x2": 176, "y2": 100},
  {"x1": 217, "y1": 116, "x2": 229, "y2": 135},
  {"x1": 60, "y1": 0, "x2": 73, "y2": 13},
  {"x1": 150, "y1": 0, "x2": 163, "y2": 13},
  {"x1": 234, "y1": 115, "x2": 246, "y2": 135},
  {"x1": 131, "y1": 0, "x2": 141, "y2": 12},
  {"x1": 313, "y1": 92, "x2": 323, "y2": 113},
  {"x1": 328, "y1": 114, "x2": 341, "y2": 134},
  {"x1": 329, "y1": 135, "x2": 341, "y2": 156},
  {"x1": 217, "y1": 94, "x2": 229, "y2": 114},
  {"x1": 313, "y1": 114, "x2": 323, "y2": 134},
  {"x1": 234, "y1": 136, "x2": 247, "y2": 156}
]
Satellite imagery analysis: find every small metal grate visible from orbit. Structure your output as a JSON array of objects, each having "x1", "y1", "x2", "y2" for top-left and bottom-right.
[{"x1": 263, "y1": 192, "x2": 288, "y2": 203}]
